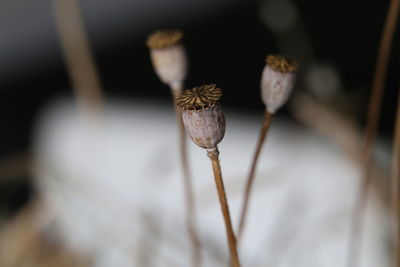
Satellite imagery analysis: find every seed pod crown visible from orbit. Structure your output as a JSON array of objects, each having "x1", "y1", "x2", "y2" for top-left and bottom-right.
[
  {"x1": 146, "y1": 30, "x2": 183, "y2": 49},
  {"x1": 266, "y1": 55, "x2": 298, "y2": 73},
  {"x1": 176, "y1": 84, "x2": 222, "y2": 110}
]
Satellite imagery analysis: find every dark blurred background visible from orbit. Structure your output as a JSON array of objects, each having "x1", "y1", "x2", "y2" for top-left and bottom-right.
[{"x1": 0, "y1": 0, "x2": 399, "y2": 214}]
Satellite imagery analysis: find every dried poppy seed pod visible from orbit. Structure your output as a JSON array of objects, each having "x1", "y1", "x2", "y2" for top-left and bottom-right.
[
  {"x1": 146, "y1": 30, "x2": 188, "y2": 90},
  {"x1": 176, "y1": 84, "x2": 225, "y2": 150},
  {"x1": 261, "y1": 55, "x2": 298, "y2": 114}
]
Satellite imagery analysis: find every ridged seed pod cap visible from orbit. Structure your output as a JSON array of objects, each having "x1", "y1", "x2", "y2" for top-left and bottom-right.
[
  {"x1": 176, "y1": 84, "x2": 225, "y2": 150},
  {"x1": 261, "y1": 55, "x2": 298, "y2": 113},
  {"x1": 146, "y1": 30, "x2": 188, "y2": 89}
]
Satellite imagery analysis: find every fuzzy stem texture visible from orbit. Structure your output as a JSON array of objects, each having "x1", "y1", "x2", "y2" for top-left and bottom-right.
[
  {"x1": 347, "y1": 0, "x2": 400, "y2": 266},
  {"x1": 237, "y1": 111, "x2": 273, "y2": 240},
  {"x1": 391, "y1": 91, "x2": 400, "y2": 267},
  {"x1": 172, "y1": 86, "x2": 202, "y2": 267},
  {"x1": 207, "y1": 148, "x2": 241, "y2": 267}
]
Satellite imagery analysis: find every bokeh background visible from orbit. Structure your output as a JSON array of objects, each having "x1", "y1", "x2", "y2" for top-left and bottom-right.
[
  {"x1": 0, "y1": 0, "x2": 398, "y2": 265},
  {"x1": 1, "y1": 0, "x2": 399, "y2": 155}
]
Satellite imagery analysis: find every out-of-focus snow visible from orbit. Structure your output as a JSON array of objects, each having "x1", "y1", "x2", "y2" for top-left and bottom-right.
[{"x1": 33, "y1": 98, "x2": 389, "y2": 267}]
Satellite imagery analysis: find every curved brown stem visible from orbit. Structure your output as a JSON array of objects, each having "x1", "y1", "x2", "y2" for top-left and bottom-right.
[
  {"x1": 172, "y1": 88, "x2": 202, "y2": 267},
  {"x1": 237, "y1": 111, "x2": 273, "y2": 240},
  {"x1": 347, "y1": 0, "x2": 400, "y2": 266},
  {"x1": 207, "y1": 148, "x2": 241, "y2": 267}
]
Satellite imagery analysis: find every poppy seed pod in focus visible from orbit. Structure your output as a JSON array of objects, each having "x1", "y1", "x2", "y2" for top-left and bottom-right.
[
  {"x1": 261, "y1": 55, "x2": 298, "y2": 114},
  {"x1": 176, "y1": 84, "x2": 225, "y2": 150},
  {"x1": 146, "y1": 30, "x2": 188, "y2": 90}
]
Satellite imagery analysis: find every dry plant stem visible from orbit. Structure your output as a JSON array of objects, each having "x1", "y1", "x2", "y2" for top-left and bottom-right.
[
  {"x1": 53, "y1": 0, "x2": 103, "y2": 112},
  {"x1": 291, "y1": 94, "x2": 362, "y2": 161},
  {"x1": 391, "y1": 91, "x2": 400, "y2": 267},
  {"x1": 347, "y1": 0, "x2": 400, "y2": 266},
  {"x1": 207, "y1": 148, "x2": 241, "y2": 267},
  {"x1": 172, "y1": 86, "x2": 202, "y2": 267},
  {"x1": 237, "y1": 111, "x2": 273, "y2": 240}
]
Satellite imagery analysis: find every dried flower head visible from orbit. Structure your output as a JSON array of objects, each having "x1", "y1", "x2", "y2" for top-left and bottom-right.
[
  {"x1": 265, "y1": 55, "x2": 298, "y2": 73},
  {"x1": 177, "y1": 84, "x2": 225, "y2": 149},
  {"x1": 147, "y1": 30, "x2": 187, "y2": 89},
  {"x1": 146, "y1": 30, "x2": 183, "y2": 49},
  {"x1": 261, "y1": 54, "x2": 298, "y2": 113},
  {"x1": 176, "y1": 84, "x2": 222, "y2": 110}
]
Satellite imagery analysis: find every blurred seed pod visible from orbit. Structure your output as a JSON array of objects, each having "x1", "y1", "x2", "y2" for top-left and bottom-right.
[
  {"x1": 261, "y1": 55, "x2": 298, "y2": 113},
  {"x1": 146, "y1": 30, "x2": 188, "y2": 89},
  {"x1": 176, "y1": 84, "x2": 225, "y2": 150}
]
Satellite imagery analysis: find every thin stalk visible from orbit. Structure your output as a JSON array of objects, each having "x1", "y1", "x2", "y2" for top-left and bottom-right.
[
  {"x1": 347, "y1": 0, "x2": 400, "y2": 266},
  {"x1": 207, "y1": 148, "x2": 241, "y2": 267},
  {"x1": 172, "y1": 86, "x2": 202, "y2": 267},
  {"x1": 53, "y1": 0, "x2": 104, "y2": 112},
  {"x1": 238, "y1": 111, "x2": 273, "y2": 240},
  {"x1": 391, "y1": 91, "x2": 400, "y2": 267}
]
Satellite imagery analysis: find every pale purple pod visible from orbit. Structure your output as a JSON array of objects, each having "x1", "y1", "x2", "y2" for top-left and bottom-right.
[
  {"x1": 260, "y1": 55, "x2": 298, "y2": 114},
  {"x1": 182, "y1": 104, "x2": 226, "y2": 150},
  {"x1": 150, "y1": 44, "x2": 188, "y2": 88},
  {"x1": 261, "y1": 65, "x2": 296, "y2": 114}
]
